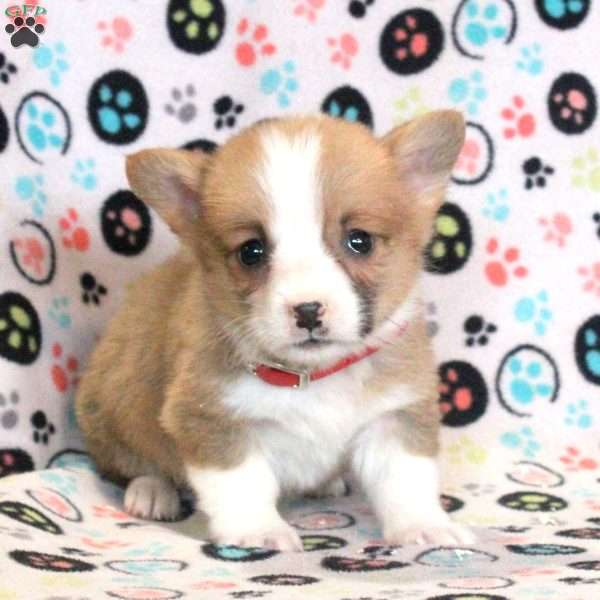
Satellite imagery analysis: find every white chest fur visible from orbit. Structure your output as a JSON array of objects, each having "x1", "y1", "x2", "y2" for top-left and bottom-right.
[{"x1": 222, "y1": 361, "x2": 414, "y2": 493}]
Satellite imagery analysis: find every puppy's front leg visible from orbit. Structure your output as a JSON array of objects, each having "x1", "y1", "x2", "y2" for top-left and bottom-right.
[
  {"x1": 187, "y1": 453, "x2": 303, "y2": 551},
  {"x1": 351, "y1": 408, "x2": 474, "y2": 546}
]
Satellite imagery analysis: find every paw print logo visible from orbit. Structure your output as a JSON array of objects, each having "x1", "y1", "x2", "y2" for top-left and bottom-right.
[
  {"x1": 501, "y1": 426, "x2": 541, "y2": 458},
  {"x1": 293, "y1": 0, "x2": 326, "y2": 23},
  {"x1": 463, "y1": 315, "x2": 497, "y2": 346},
  {"x1": 498, "y1": 491, "x2": 567, "y2": 512},
  {"x1": 482, "y1": 187, "x2": 509, "y2": 222},
  {"x1": 213, "y1": 95, "x2": 244, "y2": 129},
  {"x1": 447, "y1": 435, "x2": 488, "y2": 465},
  {"x1": 514, "y1": 291, "x2": 552, "y2": 335},
  {"x1": 501, "y1": 95, "x2": 536, "y2": 139},
  {"x1": 548, "y1": 72, "x2": 597, "y2": 135},
  {"x1": 33, "y1": 42, "x2": 69, "y2": 88},
  {"x1": 380, "y1": 9, "x2": 444, "y2": 76},
  {"x1": 48, "y1": 297, "x2": 71, "y2": 329},
  {"x1": 516, "y1": 44, "x2": 544, "y2": 76},
  {"x1": 425, "y1": 302, "x2": 438, "y2": 337},
  {"x1": 0, "y1": 52, "x2": 17, "y2": 84},
  {"x1": 327, "y1": 33, "x2": 359, "y2": 69},
  {"x1": 71, "y1": 159, "x2": 97, "y2": 191},
  {"x1": 484, "y1": 238, "x2": 528, "y2": 287},
  {"x1": 438, "y1": 360, "x2": 488, "y2": 427},
  {"x1": 578, "y1": 262, "x2": 600, "y2": 297},
  {"x1": 98, "y1": 17, "x2": 134, "y2": 53},
  {"x1": 463, "y1": 1, "x2": 510, "y2": 46},
  {"x1": 452, "y1": 123, "x2": 494, "y2": 185},
  {"x1": 5, "y1": 16, "x2": 44, "y2": 48},
  {"x1": 260, "y1": 61, "x2": 299, "y2": 108},
  {"x1": 349, "y1": 0, "x2": 375, "y2": 18},
  {"x1": 571, "y1": 147, "x2": 600, "y2": 192},
  {"x1": 9, "y1": 219, "x2": 56, "y2": 286},
  {"x1": 165, "y1": 85, "x2": 197, "y2": 123},
  {"x1": 0, "y1": 291, "x2": 42, "y2": 365},
  {"x1": 448, "y1": 70, "x2": 487, "y2": 116},
  {"x1": 0, "y1": 390, "x2": 19, "y2": 430},
  {"x1": 31, "y1": 410, "x2": 55, "y2": 444},
  {"x1": 394, "y1": 86, "x2": 429, "y2": 124},
  {"x1": 575, "y1": 315, "x2": 600, "y2": 385},
  {"x1": 523, "y1": 157, "x2": 554, "y2": 189},
  {"x1": 167, "y1": 0, "x2": 225, "y2": 54},
  {"x1": 235, "y1": 19, "x2": 276, "y2": 66},
  {"x1": 565, "y1": 399, "x2": 592, "y2": 429},
  {"x1": 322, "y1": 85, "x2": 373, "y2": 129},
  {"x1": 80, "y1": 273, "x2": 108, "y2": 305},
  {"x1": 539, "y1": 212, "x2": 572, "y2": 247},
  {"x1": 59, "y1": 208, "x2": 90, "y2": 252},
  {"x1": 496, "y1": 345, "x2": 559, "y2": 417},
  {"x1": 535, "y1": 0, "x2": 590, "y2": 30},
  {"x1": 560, "y1": 446, "x2": 597, "y2": 472},
  {"x1": 51, "y1": 343, "x2": 79, "y2": 392}
]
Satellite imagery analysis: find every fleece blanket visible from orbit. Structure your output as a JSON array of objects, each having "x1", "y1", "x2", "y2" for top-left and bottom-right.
[{"x1": 0, "y1": 0, "x2": 599, "y2": 598}]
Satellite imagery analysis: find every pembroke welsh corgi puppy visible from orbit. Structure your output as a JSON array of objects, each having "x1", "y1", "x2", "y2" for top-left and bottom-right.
[{"x1": 75, "y1": 111, "x2": 473, "y2": 550}]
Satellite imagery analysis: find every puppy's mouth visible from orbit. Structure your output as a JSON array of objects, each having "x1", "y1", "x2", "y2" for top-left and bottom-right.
[{"x1": 294, "y1": 338, "x2": 333, "y2": 349}]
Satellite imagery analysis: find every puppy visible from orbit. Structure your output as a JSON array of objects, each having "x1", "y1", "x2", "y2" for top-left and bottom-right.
[{"x1": 75, "y1": 111, "x2": 473, "y2": 550}]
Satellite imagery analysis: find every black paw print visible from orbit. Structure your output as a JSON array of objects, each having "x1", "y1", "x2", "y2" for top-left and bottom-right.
[
  {"x1": 31, "y1": 410, "x2": 55, "y2": 444},
  {"x1": 213, "y1": 95, "x2": 244, "y2": 129},
  {"x1": 0, "y1": 52, "x2": 17, "y2": 84},
  {"x1": 80, "y1": 272, "x2": 107, "y2": 305},
  {"x1": 348, "y1": 0, "x2": 375, "y2": 17},
  {"x1": 522, "y1": 156, "x2": 554, "y2": 190},
  {"x1": 464, "y1": 315, "x2": 497, "y2": 346},
  {"x1": 5, "y1": 16, "x2": 44, "y2": 48},
  {"x1": 593, "y1": 213, "x2": 600, "y2": 239}
]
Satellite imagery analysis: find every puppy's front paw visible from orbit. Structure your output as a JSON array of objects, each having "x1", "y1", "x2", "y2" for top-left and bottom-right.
[
  {"x1": 384, "y1": 519, "x2": 475, "y2": 546},
  {"x1": 212, "y1": 519, "x2": 303, "y2": 552},
  {"x1": 124, "y1": 475, "x2": 181, "y2": 521}
]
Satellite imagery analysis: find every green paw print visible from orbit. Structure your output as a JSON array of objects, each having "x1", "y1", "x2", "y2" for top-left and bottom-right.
[
  {"x1": 0, "y1": 292, "x2": 42, "y2": 365},
  {"x1": 499, "y1": 491, "x2": 567, "y2": 512},
  {"x1": 447, "y1": 435, "x2": 488, "y2": 465},
  {"x1": 168, "y1": 0, "x2": 225, "y2": 54},
  {"x1": 394, "y1": 86, "x2": 430, "y2": 124},
  {"x1": 572, "y1": 147, "x2": 600, "y2": 192}
]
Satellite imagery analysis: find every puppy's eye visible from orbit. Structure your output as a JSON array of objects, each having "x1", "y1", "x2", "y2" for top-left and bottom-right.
[
  {"x1": 238, "y1": 239, "x2": 265, "y2": 267},
  {"x1": 345, "y1": 229, "x2": 373, "y2": 256}
]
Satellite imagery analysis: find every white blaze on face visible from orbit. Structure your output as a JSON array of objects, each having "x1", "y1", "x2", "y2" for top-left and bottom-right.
[{"x1": 253, "y1": 126, "x2": 361, "y2": 364}]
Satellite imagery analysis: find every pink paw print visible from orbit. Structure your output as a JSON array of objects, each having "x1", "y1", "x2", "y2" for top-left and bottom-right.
[
  {"x1": 484, "y1": 238, "x2": 528, "y2": 287},
  {"x1": 501, "y1": 96, "x2": 536, "y2": 139},
  {"x1": 51, "y1": 343, "x2": 79, "y2": 393},
  {"x1": 327, "y1": 33, "x2": 358, "y2": 69},
  {"x1": 235, "y1": 18, "x2": 276, "y2": 67},
  {"x1": 455, "y1": 138, "x2": 481, "y2": 176},
  {"x1": 97, "y1": 17, "x2": 133, "y2": 53},
  {"x1": 293, "y1": 0, "x2": 325, "y2": 22},
  {"x1": 13, "y1": 237, "x2": 45, "y2": 276},
  {"x1": 59, "y1": 208, "x2": 90, "y2": 252},
  {"x1": 578, "y1": 262, "x2": 600, "y2": 297},
  {"x1": 538, "y1": 212, "x2": 573, "y2": 248},
  {"x1": 560, "y1": 446, "x2": 598, "y2": 472}
]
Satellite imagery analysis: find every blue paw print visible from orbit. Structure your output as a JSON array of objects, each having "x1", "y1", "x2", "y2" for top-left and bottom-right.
[
  {"x1": 33, "y1": 42, "x2": 69, "y2": 87},
  {"x1": 260, "y1": 60, "x2": 298, "y2": 108},
  {"x1": 125, "y1": 542, "x2": 172, "y2": 558},
  {"x1": 464, "y1": 1, "x2": 508, "y2": 47},
  {"x1": 48, "y1": 297, "x2": 71, "y2": 329},
  {"x1": 326, "y1": 101, "x2": 360, "y2": 123},
  {"x1": 25, "y1": 101, "x2": 64, "y2": 153},
  {"x1": 515, "y1": 290, "x2": 552, "y2": 335},
  {"x1": 565, "y1": 399, "x2": 593, "y2": 429},
  {"x1": 581, "y1": 325, "x2": 600, "y2": 378},
  {"x1": 15, "y1": 175, "x2": 47, "y2": 217},
  {"x1": 71, "y1": 158, "x2": 97, "y2": 191},
  {"x1": 501, "y1": 426, "x2": 541, "y2": 458},
  {"x1": 544, "y1": 0, "x2": 585, "y2": 19},
  {"x1": 98, "y1": 84, "x2": 141, "y2": 134},
  {"x1": 448, "y1": 70, "x2": 487, "y2": 116},
  {"x1": 482, "y1": 187, "x2": 509, "y2": 222},
  {"x1": 516, "y1": 44, "x2": 544, "y2": 76},
  {"x1": 39, "y1": 470, "x2": 78, "y2": 495},
  {"x1": 508, "y1": 357, "x2": 553, "y2": 405}
]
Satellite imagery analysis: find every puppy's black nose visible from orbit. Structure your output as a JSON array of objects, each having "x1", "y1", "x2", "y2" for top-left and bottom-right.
[{"x1": 293, "y1": 302, "x2": 323, "y2": 331}]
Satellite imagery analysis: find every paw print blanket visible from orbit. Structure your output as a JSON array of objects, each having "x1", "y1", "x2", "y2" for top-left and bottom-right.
[{"x1": 1, "y1": 1, "x2": 600, "y2": 598}]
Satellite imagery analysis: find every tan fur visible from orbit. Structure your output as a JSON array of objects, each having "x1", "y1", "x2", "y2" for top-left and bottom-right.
[{"x1": 75, "y1": 112, "x2": 463, "y2": 486}]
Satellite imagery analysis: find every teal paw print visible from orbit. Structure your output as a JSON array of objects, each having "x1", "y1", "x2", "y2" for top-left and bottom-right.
[
  {"x1": 39, "y1": 470, "x2": 78, "y2": 495},
  {"x1": 25, "y1": 102, "x2": 65, "y2": 153},
  {"x1": 482, "y1": 187, "x2": 509, "y2": 222},
  {"x1": 260, "y1": 60, "x2": 298, "y2": 108},
  {"x1": 327, "y1": 101, "x2": 360, "y2": 123},
  {"x1": 516, "y1": 44, "x2": 544, "y2": 76},
  {"x1": 508, "y1": 357, "x2": 553, "y2": 405},
  {"x1": 448, "y1": 70, "x2": 487, "y2": 116},
  {"x1": 464, "y1": 1, "x2": 508, "y2": 47},
  {"x1": 544, "y1": 0, "x2": 584, "y2": 19},
  {"x1": 515, "y1": 290, "x2": 552, "y2": 335},
  {"x1": 126, "y1": 541, "x2": 172, "y2": 558},
  {"x1": 15, "y1": 175, "x2": 47, "y2": 217},
  {"x1": 33, "y1": 42, "x2": 69, "y2": 87},
  {"x1": 48, "y1": 297, "x2": 71, "y2": 329},
  {"x1": 98, "y1": 85, "x2": 141, "y2": 134},
  {"x1": 71, "y1": 159, "x2": 97, "y2": 191},
  {"x1": 565, "y1": 399, "x2": 592, "y2": 429},
  {"x1": 501, "y1": 426, "x2": 541, "y2": 458}
]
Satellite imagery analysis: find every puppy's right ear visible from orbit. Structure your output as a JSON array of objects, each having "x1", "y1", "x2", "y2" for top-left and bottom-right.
[{"x1": 126, "y1": 149, "x2": 208, "y2": 236}]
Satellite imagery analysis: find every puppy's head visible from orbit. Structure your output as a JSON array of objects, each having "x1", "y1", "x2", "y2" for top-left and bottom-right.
[{"x1": 126, "y1": 112, "x2": 464, "y2": 368}]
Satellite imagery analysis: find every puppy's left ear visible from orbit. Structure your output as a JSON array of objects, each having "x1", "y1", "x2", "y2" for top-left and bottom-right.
[{"x1": 382, "y1": 110, "x2": 465, "y2": 207}]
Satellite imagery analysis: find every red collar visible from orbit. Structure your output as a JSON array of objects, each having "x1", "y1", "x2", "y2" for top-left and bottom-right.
[{"x1": 247, "y1": 322, "x2": 408, "y2": 389}]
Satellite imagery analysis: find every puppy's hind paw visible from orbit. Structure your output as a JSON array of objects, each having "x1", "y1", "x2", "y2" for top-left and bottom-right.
[
  {"x1": 124, "y1": 475, "x2": 181, "y2": 521},
  {"x1": 212, "y1": 520, "x2": 304, "y2": 552},
  {"x1": 384, "y1": 520, "x2": 475, "y2": 546}
]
